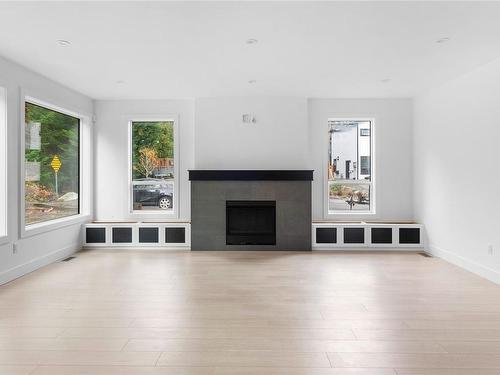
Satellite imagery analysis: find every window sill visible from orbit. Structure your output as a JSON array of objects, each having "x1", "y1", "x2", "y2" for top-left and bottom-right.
[
  {"x1": 326, "y1": 212, "x2": 377, "y2": 219},
  {"x1": 22, "y1": 214, "x2": 91, "y2": 239},
  {"x1": 129, "y1": 211, "x2": 179, "y2": 220}
]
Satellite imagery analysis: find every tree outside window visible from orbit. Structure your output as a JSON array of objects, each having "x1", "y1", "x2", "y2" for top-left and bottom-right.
[{"x1": 24, "y1": 102, "x2": 80, "y2": 225}]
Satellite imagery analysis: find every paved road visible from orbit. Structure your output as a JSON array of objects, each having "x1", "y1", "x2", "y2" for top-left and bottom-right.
[{"x1": 329, "y1": 197, "x2": 370, "y2": 211}]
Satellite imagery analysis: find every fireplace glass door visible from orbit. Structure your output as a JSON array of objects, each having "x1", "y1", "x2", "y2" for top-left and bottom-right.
[{"x1": 226, "y1": 200, "x2": 276, "y2": 245}]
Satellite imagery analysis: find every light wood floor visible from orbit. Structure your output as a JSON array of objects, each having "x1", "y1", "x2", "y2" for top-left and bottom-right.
[{"x1": 1, "y1": 250, "x2": 500, "y2": 374}]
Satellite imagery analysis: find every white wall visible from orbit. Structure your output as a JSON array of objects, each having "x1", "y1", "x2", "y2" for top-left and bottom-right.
[
  {"x1": 0, "y1": 56, "x2": 93, "y2": 285},
  {"x1": 0, "y1": 87, "x2": 6, "y2": 239},
  {"x1": 414, "y1": 58, "x2": 500, "y2": 283},
  {"x1": 194, "y1": 97, "x2": 310, "y2": 169},
  {"x1": 95, "y1": 96, "x2": 415, "y2": 223},
  {"x1": 94, "y1": 100, "x2": 195, "y2": 220},
  {"x1": 309, "y1": 98, "x2": 414, "y2": 220}
]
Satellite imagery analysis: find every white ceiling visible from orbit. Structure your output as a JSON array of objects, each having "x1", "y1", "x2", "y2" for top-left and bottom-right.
[{"x1": 1, "y1": 1, "x2": 500, "y2": 99}]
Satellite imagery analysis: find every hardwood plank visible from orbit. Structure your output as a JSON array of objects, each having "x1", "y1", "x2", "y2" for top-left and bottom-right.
[
  {"x1": 124, "y1": 338, "x2": 283, "y2": 351},
  {"x1": 328, "y1": 353, "x2": 500, "y2": 368},
  {"x1": 395, "y1": 370, "x2": 500, "y2": 375},
  {"x1": 31, "y1": 366, "x2": 215, "y2": 375},
  {"x1": 157, "y1": 350, "x2": 331, "y2": 367},
  {"x1": 214, "y1": 368, "x2": 396, "y2": 375},
  {"x1": 0, "y1": 366, "x2": 36, "y2": 375},
  {"x1": 280, "y1": 340, "x2": 445, "y2": 353},
  {"x1": 353, "y1": 329, "x2": 500, "y2": 341},
  {"x1": 0, "y1": 338, "x2": 128, "y2": 351},
  {"x1": 0, "y1": 350, "x2": 160, "y2": 366},
  {"x1": 438, "y1": 341, "x2": 500, "y2": 353}
]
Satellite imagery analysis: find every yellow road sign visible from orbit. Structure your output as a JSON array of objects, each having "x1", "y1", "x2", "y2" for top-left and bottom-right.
[{"x1": 51, "y1": 155, "x2": 62, "y2": 173}]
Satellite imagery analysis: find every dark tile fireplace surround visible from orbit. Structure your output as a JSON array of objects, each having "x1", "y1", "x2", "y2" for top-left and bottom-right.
[{"x1": 189, "y1": 170, "x2": 313, "y2": 250}]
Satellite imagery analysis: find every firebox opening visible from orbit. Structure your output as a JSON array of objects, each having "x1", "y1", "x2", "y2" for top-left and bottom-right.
[{"x1": 226, "y1": 200, "x2": 276, "y2": 245}]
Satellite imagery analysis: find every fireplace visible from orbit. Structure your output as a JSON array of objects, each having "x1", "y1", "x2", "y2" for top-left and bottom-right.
[
  {"x1": 226, "y1": 201, "x2": 276, "y2": 245},
  {"x1": 189, "y1": 170, "x2": 313, "y2": 250}
]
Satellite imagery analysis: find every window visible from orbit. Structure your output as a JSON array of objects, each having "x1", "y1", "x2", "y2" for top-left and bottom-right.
[
  {"x1": 24, "y1": 102, "x2": 80, "y2": 225},
  {"x1": 360, "y1": 128, "x2": 370, "y2": 137},
  {"x1": 0, "y1": 87, "x2": 6, "y2": 238},
  {"x1": 131, "y1": 121, "x2": 175, "y2": 213},
  {"x1": 360, "y1": 156, "x2": 370, "y2": 175},
  {"x1": 327, "y1": 119, "x2": 374, "y2": 213}
]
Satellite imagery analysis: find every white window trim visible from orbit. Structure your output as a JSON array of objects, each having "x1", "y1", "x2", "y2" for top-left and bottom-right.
[
  {"x1": 324, "y1": 117, "x2": 376, "y2": 218},
  {"x1": 20, "y1": 92, "x2": 92, "y2": 238},
  {"x1": 0, "y1": 86, "x2": 7, "y2": 245},
  {"x1": 127, "y1": 116, "x2": 180, "y2": 220}
]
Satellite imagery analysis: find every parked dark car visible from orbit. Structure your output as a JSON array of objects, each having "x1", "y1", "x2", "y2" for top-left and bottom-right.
[{"x1": 133, "y1": 178, "x2": 173, "y2": 209}]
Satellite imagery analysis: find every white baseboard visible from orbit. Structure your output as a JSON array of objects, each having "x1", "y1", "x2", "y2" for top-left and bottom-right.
[
  {"x1": 0, "y1": 242, "x2": 81, "y2": 285},
  {"x1": 83, "y1": 246, "x2": 190, "y2": 251},
  {"x1": 428, "y1": 243, "x2": 500, "y2": 285},
  {"x1": 313, "y1": 247, "x2": 421, "y2": 252}
]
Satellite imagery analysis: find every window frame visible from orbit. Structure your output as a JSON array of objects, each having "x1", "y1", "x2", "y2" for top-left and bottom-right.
[
  {"x1": 324, "y1": 117, "x2": 376, "y2": 217},
  {"x1": 0, "y1": 86, "x2": 7, "y2": 245},
  {"x1": 20, "y1": 93, "x2": 91, "y2": 238},
  {"x1": 127, "y1": 116, "x2": 179, "y2": 219}
]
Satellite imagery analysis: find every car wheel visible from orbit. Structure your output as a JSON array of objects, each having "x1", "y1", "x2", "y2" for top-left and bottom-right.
[{"x1": 158, "y1": 196, "x2": 172, "y2": 209}]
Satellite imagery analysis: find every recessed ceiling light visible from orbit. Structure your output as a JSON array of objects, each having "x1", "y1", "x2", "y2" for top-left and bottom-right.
[
  {"x1": 248, "y1": 79, "x2": 257, "y2": 84},
  {"x1": 246, "y1": 38, "x2": 258, "y2": 45},
  {"x1": 436, "y1": 37, "x2": 450, "y2": 44},
  {"x1": 57, "y1": 40, "x2": 71, "y2": 47},
  {"x1": 116, "y1": 80, "x2": 125, "y2": 84},
  {"x1": 381, "y1": 78, "x2": 391, "y2": 83}
]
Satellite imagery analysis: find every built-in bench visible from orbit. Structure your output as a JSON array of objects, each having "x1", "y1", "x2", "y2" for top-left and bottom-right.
[
  {"x1": 84, "y1": 221, "x2": 191, "y2": 248},
  {"x1": 84, "y1": 220, "x2": 422, "y2": 250},
  {"x1": 312, "y1": 221, "x2": 423, "y2": 249}
]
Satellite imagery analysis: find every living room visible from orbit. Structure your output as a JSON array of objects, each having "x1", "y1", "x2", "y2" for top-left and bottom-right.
[{"x1": 0, "y1": 1, "x2": 499, "y2": 374}]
